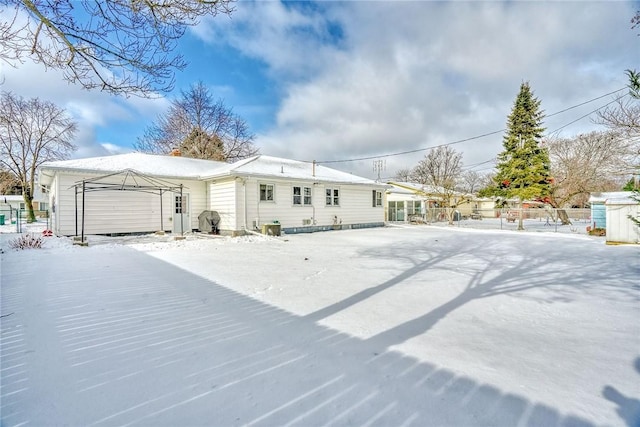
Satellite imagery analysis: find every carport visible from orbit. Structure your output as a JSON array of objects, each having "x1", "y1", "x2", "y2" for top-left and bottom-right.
[{"x1": 71, "y1": 169, "x2": 186, "y2": 242}]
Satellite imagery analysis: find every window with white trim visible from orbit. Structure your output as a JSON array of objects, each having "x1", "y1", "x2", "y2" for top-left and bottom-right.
[
  {"x1": 372, "y1": 190, "x2": 382, "y2": 207},
  {"x1": 260, "y1": 183, "x2": 274, "y2": 202},
  {"x1": 325, "y1": 187, "x2": 340, "y2": 206},
  {"x1": 39, "y1": 202, "x2": 49, "y2": 211},
  {"x1": 293, "y1": 185, "x2": 312, "y2": 206},
  {"x1": 407, "y1": 201, "x2": 422, "y2": 215}
]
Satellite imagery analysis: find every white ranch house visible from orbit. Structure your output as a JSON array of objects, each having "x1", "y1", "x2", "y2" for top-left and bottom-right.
[{"x1": 38, "y1": 153, "x2": 387, "y2": 236}]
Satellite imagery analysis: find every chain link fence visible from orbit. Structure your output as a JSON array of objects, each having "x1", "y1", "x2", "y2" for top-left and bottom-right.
[{"x1": 402, "y1": 207, "x2": 593, "y2": 235}]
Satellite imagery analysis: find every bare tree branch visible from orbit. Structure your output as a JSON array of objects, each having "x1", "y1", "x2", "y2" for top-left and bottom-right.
[
  {"x1": 135, "y1": 81, "x2": 257, "y2": 162},
  {"x1": 0, "y1": 91, "x2": 77, "y2": 221},
  {"x1": 546, "y1": 131, "x2": 637, "y2": 208},
  {"x1": 411, "y1": 146, "x2": 468, "y2": 224},
  {"x1": 0, "y1": 0, "x2": 235, "y2": 97}
]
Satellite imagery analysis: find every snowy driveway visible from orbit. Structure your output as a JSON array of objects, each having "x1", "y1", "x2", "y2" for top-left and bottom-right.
[{"x1": 1, "y1": 226, "x2": 639, "y2": 426}]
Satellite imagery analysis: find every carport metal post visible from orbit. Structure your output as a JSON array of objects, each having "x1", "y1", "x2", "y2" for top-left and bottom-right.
[
  {"x1": 180, "y1": 185, "x2": 184, "y2": 236},
  {"x1": 159, "y1": 189, "x2": 163, "y2": 232},
  {"x1": 81, "y1": 180, "x2": 86, "y2": 243},
  {"x1": 75, "y1": 186, "x2": 78, "y2": 236}
]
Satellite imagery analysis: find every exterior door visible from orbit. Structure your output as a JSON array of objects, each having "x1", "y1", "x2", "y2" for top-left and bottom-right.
[{"x1": 173, "y1": 193, "x2": 190, "y2": 234}]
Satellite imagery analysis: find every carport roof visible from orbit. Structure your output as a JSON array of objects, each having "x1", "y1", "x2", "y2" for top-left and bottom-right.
[{"x1": 39, "y1": 152, "x2": 226, "y2": 182}]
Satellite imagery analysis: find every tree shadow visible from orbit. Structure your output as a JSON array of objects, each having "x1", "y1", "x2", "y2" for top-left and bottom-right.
[
  {"x1": 1, "y1": 234, "x2": 635, "y2": 426},
  {"x1": 306, "y1": 231, "x2": 637, "y2": 353},
  {"x1": 603, "y1": 357, "x2": 640, "y2": 427}
]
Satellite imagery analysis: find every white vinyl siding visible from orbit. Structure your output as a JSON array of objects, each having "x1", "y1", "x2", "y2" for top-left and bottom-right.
[
  {"x1": 242, "y1": 177, "x2": 384, "y2": 230},
  {"x1": 209, "y1": 179, "x2": 238, "y2": 232},
  {"x1": 52, "y1": 172, "x2": 205, "y2": 236}
]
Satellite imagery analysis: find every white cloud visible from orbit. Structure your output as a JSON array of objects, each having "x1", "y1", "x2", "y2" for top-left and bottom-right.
[{"x1": 197, "y1": 1, "x2": 639, "y2": 179}]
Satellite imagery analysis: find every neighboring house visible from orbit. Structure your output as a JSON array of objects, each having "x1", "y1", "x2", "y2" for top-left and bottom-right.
[
  {"x1": 38, "y1": 153, "x2": 387, "y2": 236},
  {"x1": 0, "y1": 186, "x2": 49, "y2": 219},
  {"x1": 385, "y1": 182, "x2": 473, "y2": 222}
]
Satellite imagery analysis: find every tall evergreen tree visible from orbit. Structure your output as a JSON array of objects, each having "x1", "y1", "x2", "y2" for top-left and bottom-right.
[
  {"x1": 494, "y1": 82, "x2": 551, "y2": 230},
  {"x1": 625, "y1": 69, "x2": 640, "y2": 227}
]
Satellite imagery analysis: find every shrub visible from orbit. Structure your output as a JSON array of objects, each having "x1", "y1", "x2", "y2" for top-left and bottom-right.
[
  {"x1": 587, "y1": 227, "x2": 606, "y2": 236},
  {"x1": 9, "y1": 234, "x2": 44, "y2": 250}
]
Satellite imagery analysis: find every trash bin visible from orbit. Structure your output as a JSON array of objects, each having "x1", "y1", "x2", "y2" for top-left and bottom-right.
[{"x1": 0, "y1": 214, "x2": 5, "y2": 225}]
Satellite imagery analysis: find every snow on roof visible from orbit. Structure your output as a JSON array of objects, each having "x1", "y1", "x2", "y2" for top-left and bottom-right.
[
  {"x1": 0, "y1": 195, "x2": 24, "y2": 202},
  {"x1": 589, "y1": 191, "x2": 635, "y2": 204},
  {"x1": 388, "y1": 182, "x2": 459, "y2": 195},
  {"x1": 40, "y1": 152, "x2": 226, "y2": 180},
  {"x1": 604, "y1": 193, "x2": 639, "y2": 205},
  {"x1": 205, "y1": 155, "x2": 382, "y2": 185},
  {"x1": 39, "y1": 153, "x2": 383, "y2": 186}
]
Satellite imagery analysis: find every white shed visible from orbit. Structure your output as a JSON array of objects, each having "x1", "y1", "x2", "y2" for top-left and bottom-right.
[{"x1": 605, "y1": 193, "x2": 640, "y2": 244}]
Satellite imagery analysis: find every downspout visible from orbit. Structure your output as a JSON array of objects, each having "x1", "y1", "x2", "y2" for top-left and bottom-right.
[
  {"x1": 81, "y1": 180, "x2": 85, "y2": 243},
  {"x1": 74, "y1": 186, "x2": 78, "y2": 237},
  {"x1": 180, "y1": 184, "x2": 184, "y2": 236},
  {"x1": 242, "y1": 178, "x2": 248, "y2": 232},
  {"x1": 159, "y1": 189, "x2": 163, "y2": 232}
]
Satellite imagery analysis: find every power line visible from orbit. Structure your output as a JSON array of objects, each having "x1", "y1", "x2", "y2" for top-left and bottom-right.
[
  {"x1": 462, "y1": 158, "x2": 496, "y2": 170},
  {"x1": 545, "y1": 87, "x2": 626, "y2": 118},
  {"x1": 317, "y1": 129, "x2": 504, "y2": 164},
  {"x1": 315, "y1": 87, "x2": 629, "y2": 165},
  {"x1": 547, "y1": 94, "x2": 628, "y2": 136}
]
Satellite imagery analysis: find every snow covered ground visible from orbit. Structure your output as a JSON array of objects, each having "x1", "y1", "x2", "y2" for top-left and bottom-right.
[{"x1": 1, "y1": 225, "x2": 639, "y2": 426}]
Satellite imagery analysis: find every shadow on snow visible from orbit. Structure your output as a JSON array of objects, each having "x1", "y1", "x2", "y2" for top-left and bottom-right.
[{"x1": 1, "y1": 231, "x2": 638, "y2": 426}]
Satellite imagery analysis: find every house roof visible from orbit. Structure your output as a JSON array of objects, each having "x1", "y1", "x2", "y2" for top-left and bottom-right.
[
  {"x1": 387, "y1": 181, "x2": 466, "y2": 197},
  {"x1": 203, "y1": 155, "x2": 382, "y2": 185},
  {"x1": 588, "y1": 191, "x2": 635, "y2": 204},
  {"x1": 39, "y1": 153, "x2": 383, "y2": 187}
]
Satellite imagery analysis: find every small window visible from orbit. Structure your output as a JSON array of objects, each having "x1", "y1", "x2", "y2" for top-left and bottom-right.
[
  {"x1": 293, "y1": 186, "x2": 312, "y2": 206},
  {"x1": 326, "y1": 187, "x2": 339, "y2": 206},
  {"x1": 173, "y1": 194, "x2": 189, "y2": 214},
  {"x1": 372, "y1": 190, "x2": 382, "y2": 207},
  {"x1": 304, "y1": 187, "x2": 312, "y2": 205},
  {"x1": 19, "y1": 202, "x2": 25, "y2": 210},
  {"x1": 260, "y1": 184, "x2": 274, "y2": 202},
  {"x1": 39, "y1": 202, "x2": 49, "y2": 212}
]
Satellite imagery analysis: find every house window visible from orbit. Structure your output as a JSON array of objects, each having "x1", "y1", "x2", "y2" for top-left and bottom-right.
[
  {"x1": 19, "y1": 202, "x2": 25, "y2": 210},
  {"x1": 407, "y1": 201, "x2": 421, "y2": 215},
  {"x1": 326, "y1": 188, "x2": 339, "y2": 206},
  {"x1": 304, "y1": 187, "x2": 312, "y2": 205},
  {"x1": 372, "y1": 190, "x2": 382, "y2": 207},
  {"x1": 175, "y1": 195, "x2": 188, "y2": 214},
  {"x1": 293, "y1": 186, "x2": 312, "y2": 206},
  {"x1": 40, "y1": 202, "x2": 49, "y2": 212},
  {"x1": 260, "y1": 183, "x2": 274, "y2": 202}
]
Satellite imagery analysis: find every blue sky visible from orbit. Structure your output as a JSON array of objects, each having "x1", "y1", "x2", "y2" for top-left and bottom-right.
[{"x1": 1, "y1": 1, "x2": 638, "y2": 180}]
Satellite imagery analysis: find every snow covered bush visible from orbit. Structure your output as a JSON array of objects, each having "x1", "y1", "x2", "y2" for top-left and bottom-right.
[{"x1": 9, "y1": 234, "x2": 44, "y2": 250}]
